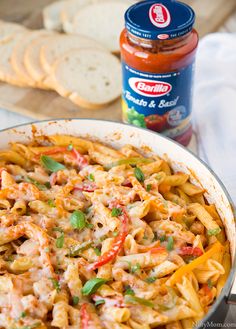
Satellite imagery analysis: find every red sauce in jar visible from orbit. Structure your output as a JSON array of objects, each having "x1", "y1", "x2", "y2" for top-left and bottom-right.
[{"x1": 120, "y1": 0, "x2": 198, "y2": 146}]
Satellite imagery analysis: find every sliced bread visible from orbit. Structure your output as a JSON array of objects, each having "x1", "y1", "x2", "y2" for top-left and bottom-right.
[
  {"x1": 61, "y1": 0, "x2": 91, "y2": 33},
  {"x1": 71, "y1": 1, "x2": 130, "y2": 52},
  {"x1": 0, "y1": 21, "x2": 26, "y2": 44},
  {"x1": 43, "y1": 0, "x2": 67, "y2": 31},
  {"x1": 11, "y1": 30, "x2": 52, "y2": 87},
  {"x1": 24, "y1": 33, "x2": 55, "y2": 86},
  {"x1": 0, "y1": 33, "x2": 28, "y2": 87},
  {"x1": 52, "y1": 48, "x2": 121, "y2": 109},
  {"x1": 40, "y1": 34, "x2": 106, "y2": 74}
]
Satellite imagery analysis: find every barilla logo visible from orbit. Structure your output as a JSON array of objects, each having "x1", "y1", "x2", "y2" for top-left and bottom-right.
[
  {"x1": 149, "y1": 3, "x2": 171, "y2": 28},
  {"x1": 129, "y1": 78, "x2": 172, "y2": 97}
]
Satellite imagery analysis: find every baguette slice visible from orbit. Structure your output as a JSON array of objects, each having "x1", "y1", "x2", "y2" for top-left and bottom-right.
[
  {"x1": 43, "y1": 0, "x2": 67, "y2": 31},
  {"x1": 0, "y1": 21, "x2": 26, "y2": 44},
  {"x1": 24, "y1": 33, "x2": 55, "y2": 86},
  {"x1": 11, "y1": 30, "x2": 53, "y2": 87},
  {"x1": 52, "y1": 48, "x2": 121, "y2": 109},
  {"x1": 40, "y1": 34, "x2": 106, "y2": 75},
  {"x1": 72, "y1": 1, "x2": 130, "y2": 52},
  {"x1": 61, "y1": 0, "x2": 91, "y2": 33},
  {"x1": 0, "y1": 33, "x2": 28, "y2": 87}
]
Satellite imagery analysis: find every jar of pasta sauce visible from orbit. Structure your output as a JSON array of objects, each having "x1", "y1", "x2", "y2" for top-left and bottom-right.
[{"x1": 120, "y1": 0, "x2": 198, "y2": 146}]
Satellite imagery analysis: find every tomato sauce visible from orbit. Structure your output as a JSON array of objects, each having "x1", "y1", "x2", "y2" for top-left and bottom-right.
[{"x1": 120, "y1": 0, "x2": 198, "y2": 146}]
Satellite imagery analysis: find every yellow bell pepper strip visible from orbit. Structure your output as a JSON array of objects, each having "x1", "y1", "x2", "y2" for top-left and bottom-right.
[{"x1": 168, "y1": 241, "x2": 223, "y2": 286}]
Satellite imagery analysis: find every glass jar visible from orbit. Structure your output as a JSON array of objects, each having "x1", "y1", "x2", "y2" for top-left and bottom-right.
[{"x1": 120, "y1": 0, "x2": 199, "y2": 146}]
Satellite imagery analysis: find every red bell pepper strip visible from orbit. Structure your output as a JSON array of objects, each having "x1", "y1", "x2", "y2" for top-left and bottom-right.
[
  {"x1": 81, "y1": 303, "x2": 90, "y2": 329},
  {"x1": 178, "y1": 246, "x2": 203, "y2": 257},
  {"x1": 74, "y1": 182, "x2": 97, "y2": 192},
  {"x1": 87, "y1": 203, "x2": 129, "y2": 271},
  {"x1": 149, "y1": 246, "x2": 167, "y2": 254},
  {"x1": 71, "y1": 148, "x2": 88, "y2": 169}
]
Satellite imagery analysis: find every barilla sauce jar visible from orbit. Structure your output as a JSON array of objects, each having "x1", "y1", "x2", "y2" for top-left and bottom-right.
[{"x1": 120, "y1": 0, "x2": 198, "y2": 146}]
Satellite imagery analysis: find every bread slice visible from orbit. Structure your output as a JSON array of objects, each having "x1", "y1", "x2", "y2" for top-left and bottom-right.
[
  {"x1": 0, "y1": 21, "x2": 26, "y2": 44},
  {"x1": 61, "y1": 0, "x2": 90, "y2": 33},
  {"x1": 40, "y1": 34, "x2": 106, "y2": 74},
  {"x1": 24, "y1": 33, "x2": 55, "y2": 86},
  {"x1": 0, "y1": 33, "x2": 29, "y2": 87},
  {"x1": 71, "y1": 1, "x2": 130, "y2": 52},
  {"x1": 11, "y1": 30, "x2": 53, "y2": 87},
  {"x1": 43, "y1": 0, "x2": 67, "y2": 31},
  {"x1": 52, "y1": 48, "x2": 121, "y2": 109}
]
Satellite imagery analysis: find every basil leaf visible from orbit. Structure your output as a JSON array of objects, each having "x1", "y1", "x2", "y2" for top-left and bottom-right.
[
  {"x1": 88, "y1": 173, "x2": 95, "y2": 182},
  {"x1": 72, "y1": 295, "x2": 79, "y2": 305},
  {"x1": 207, "y1": 227, "x2": 221, "y2": 236},
  {"x1": 124, "y1": 295, "x2": 154, "y2": 308},
  {"x1": 134, "y1": 167, "x2": 145, "y2": 183},
  {"x1": 82, "y1": 278, "x2": 107, "y2": 296},
  {"x1": 70, "y1": 210, "x2": 86, "y2": 230},
  {"x1": 50, "y1": 278, "x2": 61, "y2": 292},
  {"x1": 25, "y1": 176, "x2": 49, "y2": 191},
  {"x1": 111, "y1": 207, "x2": 122, "y2": 217},
  {"x1": 166, "y1": 236, "x2": 174, "y2": 251},
  {"x1": 40, "y1": 155, "x2": 65, "y2": 173},
  {"x1": 56, "y1": 232, "x2": 64, "y2": 248},
  {"x1": 20, "y1": 311, "x2": 26, "y2": 318},
  {"x1": 95, "y1": 299, "x2": 105, "y2": 306}
]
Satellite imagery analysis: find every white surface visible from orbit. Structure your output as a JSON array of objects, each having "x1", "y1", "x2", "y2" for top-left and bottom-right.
[{"x1": 194, "y1": 33, "x2": 236, "y2": 203}]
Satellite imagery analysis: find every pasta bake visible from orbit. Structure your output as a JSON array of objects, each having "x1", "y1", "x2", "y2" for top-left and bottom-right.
[{"x1": 0, "y1": 134, "x2": 230, "y2": 329}]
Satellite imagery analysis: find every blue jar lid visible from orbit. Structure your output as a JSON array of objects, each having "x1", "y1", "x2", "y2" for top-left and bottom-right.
[{"x1": 125, "y1": 0, "x2": 195, "y2": 40}]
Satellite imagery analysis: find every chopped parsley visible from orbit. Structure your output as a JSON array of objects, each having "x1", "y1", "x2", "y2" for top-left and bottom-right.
[
  {"x1": 131, "y1": 263, "x2": 141, "y2": 274},
  {"x1": 207, "y1": 279, "x2": 213, "y2": 289},
  {"x1": 56, "y1": 232, "x2": 64, "y2": 248},
  {"x1": 47, "y1": 199, "x2": 55, "y2": 207},
  {"x1": 159, "y1": 235, "x2": 166, "y2": 242},
  {"x1": 112, "y1": 231, "x2": 118, "y2": 237},
  {"x1": 67, "y1": 143, "x2": 73, "y2": 151},
  {"x1": 94, "y1": 247, "x2": 101, "y2": 256},
  {"x1": 20, "y1": 311, "x2": 26, "y2": 318}
]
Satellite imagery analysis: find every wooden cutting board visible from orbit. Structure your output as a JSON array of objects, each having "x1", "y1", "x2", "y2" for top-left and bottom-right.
[{"x1": 0, "y1": 0, "x2": 235, "y2": 120}]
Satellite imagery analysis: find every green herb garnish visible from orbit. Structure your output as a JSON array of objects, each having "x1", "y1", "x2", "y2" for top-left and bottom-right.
[
  {"x1": 146, "y1": 184, "x2": 152, "y2": 192},
  {"x1": 72, "y1": 295, "x2": 79, "y2": 305},
  {"x1": 25, "y1": 177, "x2": 49, "y2": 191},
  {"x1": 145, "y1": 277, "x2": 157, "y2": 283},
  {"x1": 94, "y1": 247, "x2": 101, "y2": 256},
  {"x1": 166, "y1": 236, "x2": 174, "y2": 251},
  {"x1": 20, "y1": 311, "x2": 26, "y2": 318},
  {"x1": 207, "y1": 227, "x2": 221, "y2": 236},
  {"x1": 104, "y1": 157, "x2": 152, "y2": 170},
  {"x1": 124, "y1": 285, "x2": 135, "y2": 295},
  {"x1": 50, "y1": 278, "x2": 61, "y2": 292},
  {"x1": 207, "y1": 279, "x2": 213, "y2": 289},
  {"x1": 111, "y1": 207, "x2": 122, "y2": 217},
  {"x1": 113, "y1": 231, "x2": 118, "y2": 237},
  {"x1": 53, "y1": 227, "x2": 63, "y2": 233},
  {"x1": 67, "y1": 143, "x2": 73, "y2": 151},
  {"x1": 95, "y1": 299, "x2": 105, "y2": 306},
  {"x1": 134, "y1": 167, "x2": 145, "y2": 183},
  {"x1": 82, "y1": 278, "x2": 107, "y2": 296},
  {"x1": 40, "y1": 155, "x2": 65, "y2": 173},
  {"x1": 70, "y1": 210, "x2": 86, "y2": 230},
  {"x1": 88, "y1": 173, "x2": 95, "y2": 182},
  {"x1": 159, "y1": 235, "x2": 166, "y2": 242},
  {"x1": 124, "y1": 295, "x2": 154, "y2": 308},
  {"x1": 131, "y1": 263, "x2": 141, "y2": 274},
  {"x1": 56, "y1": 232, "x2": 64, "y2": 248},
  {"x1": 48, "y1": 199, "x2": 55, "y2": 207}
]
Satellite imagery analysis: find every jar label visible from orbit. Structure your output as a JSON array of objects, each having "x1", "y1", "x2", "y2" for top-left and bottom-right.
[{"x1": 122, "y1": 62, "x2": 194, "y2": 139}]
